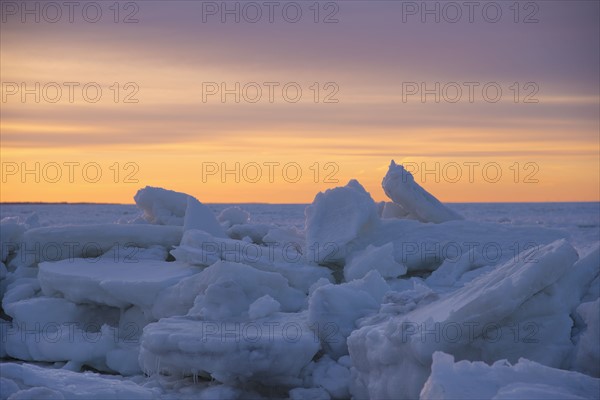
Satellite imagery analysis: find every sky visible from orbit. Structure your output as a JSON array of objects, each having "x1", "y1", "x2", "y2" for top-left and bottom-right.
[{"x1": 1, "y1": 0, "x2": 599, "y2": 204}]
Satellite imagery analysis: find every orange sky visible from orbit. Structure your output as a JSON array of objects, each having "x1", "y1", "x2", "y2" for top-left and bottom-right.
[{"x1": 1, "y1": 1, "x2": 599, "y2": 204}]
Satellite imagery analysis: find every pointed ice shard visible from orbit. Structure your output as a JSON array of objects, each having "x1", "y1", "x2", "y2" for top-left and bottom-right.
[{"x1": 382, "y1": 160, "x2": 463, "y2": 223}]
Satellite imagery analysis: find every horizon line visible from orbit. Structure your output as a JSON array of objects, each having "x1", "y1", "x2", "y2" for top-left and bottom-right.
[{"x1": 2, "y1": 201, "x2": 599, "y2": 206}]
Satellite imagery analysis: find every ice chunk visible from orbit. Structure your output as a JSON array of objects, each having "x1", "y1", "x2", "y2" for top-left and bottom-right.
[
  {"x1": 2, "y1": 277, "x2": 40, "y2": 307},
  {"x1": 4, "y1": 321, "x2": 121, "y2": 372},
  {"x1": 10, "y1": 224, "x2": 182, "y2": 268},
  {"x1": 134, "y1": 186, "x2": 189, "y2": 225},
  {"x1": 351, "y1": 217, "x2": 568, "y2": 273},
  {"x1": 170, "y1": 229, "x2": 222, "y2": 267},
  {"x1": 1, "y1": 377, "x2": 20, "y2": 399},
  {"x1": 262, "y1": 226, "x2": 304, "y2": 247},
  {"x1": 569, "y1": 245, "x2": 600, "y2": 303},
  {"x1": 218, "y1": 206, "x2": 250, "y2": 228},
  {"x1": 39, "y1": 258, "x2": 199, "y2": 312},
  {"x1": 4, "y1": 297, "x2": 143, "y2": 375},
  {"x1": 183, "y1": 197, "x2": 226, "y2": 238},
  {"x1": 344, "y1": 243, "x2": 407, "y2": 281},
  {"x1": 305, "y1": 180, "x2": 379, "y2": 264},
  {"x1": 4, "y1": 297, "x2": 119, "y2": 328},
  {"x1": 381, "y1": 201, "x2": 411, "y2": 219},
  {"x1": 172, "y1": 229, "x2": 333, "y2": 293},
  {"x1": 348, "y1": 239, "x2": 579, "y2": 399},
  {"x1": 139, "y1": 312, "x2": 320, "y2": 385},
  {"x1": 227, "y1": 223, "x2": 270, "y2": 243},
  {"x1": 0, "y1": 362, "x2": 158, "y2": 399},
  {"x1": 4, "y1": 299, "x2": 142, "y2": 375},
  {"x1": 382, "y1": 160, "x2": 463, "y2": 223},
  {"x1": 289, "y1": 387, "x2": 331, "y2": 400},
  {"x1": 8, "y1": 387, "x2": 66, "y2": 400},
  {"x1": 308, "y1": 355, "x2": 352, "y2": 399},
  {"x1": 248, "y1": 295, "x2": 281, "y2": 319},
  {"x1": 106, "y1": 346, "x2": 143, "y2": 376},
  {"x1": 152, "y1": 260, "x2": 305, "y2": 320},
  {"x1": 260, "y1": 261, "x2": 334, "y2": 294},
  {"x1": 0, "y1": 261, "x2": 7, "y2": 280},
  {"x1": 571, "y1": 299, "x2": 600, "y2": 377},
  {"x1": 420, "y1": 352, "x2": 600, "y2": 400},
  {"x1": 1, "y1": 218, "x2": 26, "y2": 263},
  {"x1": 308, "y1": 271, "x2": 389, "y2": 358}
]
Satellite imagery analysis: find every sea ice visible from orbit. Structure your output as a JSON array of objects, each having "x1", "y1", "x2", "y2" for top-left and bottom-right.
[
  {"x1": 348, "y1": 239, "x2": 581, "y2": 399},
  {"x1": 420, "y1": 352, "x2": 600, "y2": 400},
  {"x1": 139, "y1": 312, "x2": 320, "y2": 386},
  {"x1": 382, "y1": 160, "x2": 463, "y2": 223},
  {"x1": 352, "y1": 217, "x2": 568, "y2": 273},
  {"x1": 0, "y1": 362, "x2": 159, "y2": 399},
  {"x1": 38, "y1": 258, "x2": 200, "y2": 312},
  {"x1": 343, "y1": 242, "x2": 407, "y2": 281},
  {"x1": 308, "y1": 270, "x2": 389, "y2": 358},
  {"x1": 8, "y1": 224, "x2": 182, "y2": 268},
  {"x1": 571, "y1": 298, "x2": 600, "y2": 377},
  {"x1": 1, "y1": 171, "x2": 597, "y2": 399},
  {"x1": 218, "y1": 206, "x2": 250, "y2": 228},
  {"x1": 381, "y1": 201, "x2": 411, "y2": 219},
  {"x1": 133, "y1": 186, "x2": 190, "y2": 225},
  {"x1": 183, "y1": 197, "x2": 226, "y2": 238},
  {"x1": 171, "y1": 229, "x2": 332, "y2": 293},
  {"x1": 152, "y1": 260, "x2": 305, "y2": 320},
  {"x1": 305, "y1": 180, "x2": 379, "y2": 264},
  {"x1": 0, "y1": 218, "x2": 26, "y2": 263}
]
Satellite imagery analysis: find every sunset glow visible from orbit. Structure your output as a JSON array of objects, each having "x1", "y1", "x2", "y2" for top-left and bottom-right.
[{"x1": 1, "y1": 1, "x2": 598, "y2": 203}]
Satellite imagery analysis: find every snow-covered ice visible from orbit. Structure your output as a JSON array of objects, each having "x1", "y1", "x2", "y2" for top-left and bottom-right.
[
  {"x1": 183, "y1": 197, "x2": 227, "y2": 238},
  {"x1": 305, "y1": 180, "x2": 379, "y2": 264},
  {"x1": 152, "y1": 260, "x2": 305, "y2": 320},
  {"x1": 133, "y1": 186, "x2": 190, "y2": 226},
  {"x1": 343, "y1": 242, "x2": 407, "y2": 281},
  {"x1": 420, "y1": 351, "x2": 599, "y2": 400},
  {"x1": 0, "y1": 362, "x2": 159, "y2": 399},
  {"x1": 308, "y1": 271, "x2": 389, "y2": 359},
  {"x1": 7, "y1": 224, "x2": 182, "y2": 268},
  {"x1": 347, "y1": 239, "x2": 596, "y2": 399},
  {"x1": 382, "y1": 160, "x2": 464, "y2": 223},
  {"x1": 139, "y1": 312, "x2": 320, "y2": 386},
  {"x1": 1, "y1": 160, "x2": 598, "y2": 399},
  {"x1": 38, "y1": 259, "x2": 200, "y2": 311}
]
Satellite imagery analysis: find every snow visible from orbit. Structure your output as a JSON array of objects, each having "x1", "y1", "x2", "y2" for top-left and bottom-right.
[
  {"x1": 1, "y1": 160, "x2": 598, "y2": 399},
  {"x1": 420, "y1": 352, "x2": 600, "y2": 400}
]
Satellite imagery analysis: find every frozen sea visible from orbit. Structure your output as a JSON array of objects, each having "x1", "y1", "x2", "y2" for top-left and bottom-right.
[
  {"x1": 2, "y1": 202, "x2": 598, "y2": 252},
  {"x1": 1, "y1": 200, "x2": 598, "y2": 399}
]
